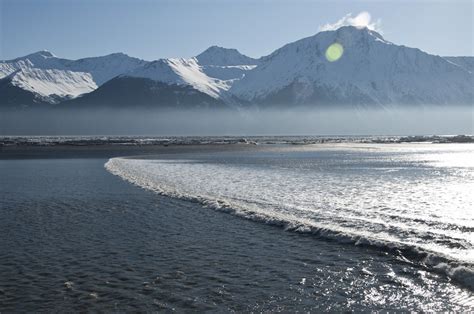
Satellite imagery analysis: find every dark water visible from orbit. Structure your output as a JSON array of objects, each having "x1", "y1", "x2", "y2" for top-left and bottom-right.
[{"x1": 1, "y1": 154, "x2": 473, "y2": 311}]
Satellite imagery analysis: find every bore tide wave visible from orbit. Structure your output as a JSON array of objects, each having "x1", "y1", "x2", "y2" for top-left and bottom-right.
[{"x1": 105, "y1": 144, "x2": 474, "y2": 290}]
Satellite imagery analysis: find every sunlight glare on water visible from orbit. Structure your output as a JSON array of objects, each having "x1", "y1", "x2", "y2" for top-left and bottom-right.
[{"x1": 106, "y1": 143, "x2": 474, "y2": 291}]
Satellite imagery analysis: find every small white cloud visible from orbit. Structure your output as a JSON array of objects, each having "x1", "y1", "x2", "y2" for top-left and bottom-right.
[{"x1": 319, "y1": 11, "x2": 382, "y2": 33}]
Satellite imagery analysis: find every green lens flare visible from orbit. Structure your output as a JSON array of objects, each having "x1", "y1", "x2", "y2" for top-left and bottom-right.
[{"x1": 325, "y1": 43, "x2": 344, "y2": 62}]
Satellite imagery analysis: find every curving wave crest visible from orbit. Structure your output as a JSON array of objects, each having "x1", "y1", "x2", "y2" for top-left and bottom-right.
[{"x1": 105, "y1": 145, "x2": 474, "y2": 290}]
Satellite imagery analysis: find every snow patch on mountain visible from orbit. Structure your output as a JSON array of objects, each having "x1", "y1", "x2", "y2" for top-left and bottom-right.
[
  {"x1": 7, "y1": 50, "x2": 64, "y2": 67},
  {"x1": 0, "y1": 62, "x2": 25, "y2": 78},
  {"x1": 9, "y1": 68, "x2": 97, "y2": 97},
  {"x1": 0, "y1": 51, "x2": 146, "y2": 86},
  {"x1": 200, "y1": 65, "x2": 257, "y2": 81},
  {"x1": 0, "y1": 51, "x2": 69, "y2": 79},
  {"x1": 126, "y1": 58, "x2": 230, "y2": 98},
  {"x1": 65, "y1": 53, "x2": 148, "y2": 85}
]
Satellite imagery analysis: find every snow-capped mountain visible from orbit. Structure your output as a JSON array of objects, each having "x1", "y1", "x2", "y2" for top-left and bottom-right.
[
  {"x1": 64, "y1": 53, "x2": 148, "y2": 85},
  {"x1": 7, "y1": 68, "x2": 96, "y2": 97},
  {"x1": 61, "y1": 76, "x2": 223, "y2": 109},
  {"x1": 0, "y1": 51, "x2": 66, "y2": 79},
  {"x1": 0, "y1": 65, "x2": 97, "y2": 107},
  {"x1": 0, "y1": 47, "x2": 258, "y2": 107},
  {"x1": 122, "y1": 47, "x2": 259, "y2": 98},
  {"x1": 195, "y1": 46, "x2": 258, "y2": 81},
  {"x1": 196, "y1": 46, "x2": 258, "y2": 66},
  {"x1": 1, "y1": 26, "x2": 472, "y2": 109},
  {"x1": 0, "y1": 51, "x2": 147, "y2": 86},
  {"x1": 229, "y1": 26, "x2": 473, "y2": 106},
  {"x1": 0, "y1": 51, "x2": 147, "y2": 107},
  {"x1": 63, "y1": 57, "x2": 231, "y2": 108},
  {"x1": 126, "y1": 58, "x2": 229, "y2": 98},
  {"x1": 71, "y1": 48, "x2": 260, "y2": 107}
]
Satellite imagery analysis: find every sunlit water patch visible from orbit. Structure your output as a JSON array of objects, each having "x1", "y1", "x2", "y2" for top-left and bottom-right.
[{"x1": 105, "y1": 143, "x2": 474, "y2": 290}]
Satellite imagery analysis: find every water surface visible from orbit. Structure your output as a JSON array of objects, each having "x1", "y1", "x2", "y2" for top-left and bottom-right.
[{"x1": 1, "y1": 144, "x2": 473, "y2": 311}]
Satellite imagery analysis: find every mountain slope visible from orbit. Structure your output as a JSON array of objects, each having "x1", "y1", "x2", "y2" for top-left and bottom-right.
[
  {"x1": 196, "y1": 46, "x2": 258, "y2": 66},
  {"x1": 0, "y1": 76, "x2": 51, "y2": 108},
  {"x1": 444, "y1": 56, "x2": 474, "y2": 73},
  {"x1": 9, "y1": 68, "x2": 97, "y2": 97},
  {"x1": 1, "y1": 28, "x2": 472, "y2": 109},
  {"x1": 229, "y1": 26, "x2": 473, "y2": 106},
  {"x1": 65, "y1": 50, "x2": 259, "y2": 108},
  {"x1": 63, "y1": 76, "x2": 223, "y2": 108},
  {"x1": 0, "y1": 51, "x2": 147, "y2": 86},
  {"x1": 195, "y1": 46, "x2": 258, "y2": 81},
  {"x1": 126, "y1": 58, "x2": 229, "y2": 99},
  {"x1": 0, "y1": 51, "x2": 68, "y2": 78},
  {"x1": 64, "y1": 53, "x2": 148, "y2": 85},
  {"x1": 0, "y1": 51, "x2": 147, "y2": 107},
  {"x1": 0, "y1": 68, "x2": 97, "y2": 108}
]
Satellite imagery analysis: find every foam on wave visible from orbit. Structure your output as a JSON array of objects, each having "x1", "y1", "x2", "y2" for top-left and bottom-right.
[{"x1": 105, "y1": 153, "x2": 474, "y2": 290}]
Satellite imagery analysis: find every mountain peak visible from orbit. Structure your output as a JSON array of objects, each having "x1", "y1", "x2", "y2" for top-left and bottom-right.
[
  {"x1": 313, "y1": 25, "x2": 388, "y2": 46},
  {"x1": 230, "y1": 24, "x2": 472, "y2": 106},
  {"x1": 196, "y1": 46, "x2": 258, "y2": 66},
  {"x1": 205, "y1": 45, "x2": 239, "y2": 53},
  {"x1": 26, "y1": 50, "x2": 56, "y2": 59},
  {"x1": 333, "y1": 25, "x2": 385, "y2": 41},
  {"x1": 7, "y1": 50, "x2": 57, "y2": 63},
  {"x1": 104, "y1": 52, "x2": 130, "y2": 58}
]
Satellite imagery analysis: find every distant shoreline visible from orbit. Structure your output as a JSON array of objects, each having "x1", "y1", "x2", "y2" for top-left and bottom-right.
[
  {"x1": 1, "y1": 134, "x2": 473, "y2": 148},
  {"x1": 2, "y1": 134, "x2": 473, "y2": 160}
]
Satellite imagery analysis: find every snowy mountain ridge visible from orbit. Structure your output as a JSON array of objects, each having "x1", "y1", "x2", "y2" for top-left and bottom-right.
[
  {"x1": 0, "y1": 51, "x2": 147, "y2": 86},
  {"x1": 229, "y1": 26, "x2": 473, "y2": 106},
  {"x1": 0, "y1": 46, "x2": 257, "y2": 103},
  {"x1": 1, "y1": 26, "x2": 472, "y2": 108},
  {"x1": 0, "y1": 51, "x2": 149, "y2": 105},
  {"x1": 8, "y1": 68, "x2": 97, "y2": 97},
  {"x1": 125, "y1": 58, "x2": 231, "y2": 99},
  {"x1": 196, "y1": 46, "x2": 258, "y2": 66}
]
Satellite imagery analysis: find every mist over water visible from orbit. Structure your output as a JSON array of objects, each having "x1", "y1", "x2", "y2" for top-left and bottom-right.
[{"x1": 1, "y1": 106, "x2": 472, "y2": 136}]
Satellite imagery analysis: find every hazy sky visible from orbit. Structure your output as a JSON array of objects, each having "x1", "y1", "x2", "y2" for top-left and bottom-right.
[{"x1": 1, "y1": 0, "x2": 472, "y2": 61}]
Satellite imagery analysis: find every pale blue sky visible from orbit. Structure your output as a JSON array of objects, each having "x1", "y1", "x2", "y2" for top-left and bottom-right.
[{"x1": 1, "y1": 0, "x2": 472, "y2": 61}]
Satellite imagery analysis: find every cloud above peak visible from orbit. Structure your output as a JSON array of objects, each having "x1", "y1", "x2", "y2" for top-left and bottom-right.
[{"x1": 319, "y1": 11, "x2": 382, "y2": 33}]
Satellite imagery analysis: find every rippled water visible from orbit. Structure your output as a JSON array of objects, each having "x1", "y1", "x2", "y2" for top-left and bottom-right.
[
  {"x1": 106, "y1": 143, "x2": 474, "y2": 289},
  {"x1": 1, "y1": 144, "x2": 473, "y2": 311}
]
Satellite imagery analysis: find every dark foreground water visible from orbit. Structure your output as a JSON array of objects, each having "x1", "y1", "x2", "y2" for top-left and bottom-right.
[{"x1": 1, "y1": 145, "x2": 473, "y2": 311}]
